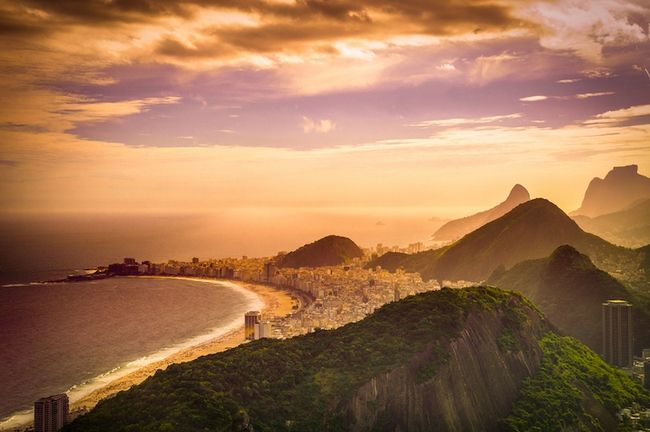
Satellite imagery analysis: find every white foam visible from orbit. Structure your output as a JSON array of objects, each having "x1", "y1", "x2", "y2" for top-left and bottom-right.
[{"x1": 0, "y1": 278, "x2": 263, "y2": 431}]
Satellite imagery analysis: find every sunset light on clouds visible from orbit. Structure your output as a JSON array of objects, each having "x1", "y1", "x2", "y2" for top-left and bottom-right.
[{"x1": 0, "y1": 0, "x2": 649, "y2": 215}]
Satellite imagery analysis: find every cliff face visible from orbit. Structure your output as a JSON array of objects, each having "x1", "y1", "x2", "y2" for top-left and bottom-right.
[
  {"x1": 574, "y1": 165, "x2": 650, "y2": 217},
  {"x1": 346, "y1": 305, "x2": 547, "y2": 432}
]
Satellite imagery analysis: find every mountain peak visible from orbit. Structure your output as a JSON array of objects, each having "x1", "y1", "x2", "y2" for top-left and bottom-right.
[
  {"x1": 606, "y1": 164, "x2": 638, "y2": 179},
  {"x1": 507, "y1": 184, "x2": 530, "y2": 202},
  {"x1": 574, "y1": 164, "x2": 650, "y2": 217},
  {"x1": 548, "y1": 245, "x2": 596, "y2": 271},
  {"x1": 432, "y1": 184, "x2": 530, "y2": 242},
  {"x1": 278, "y1": 235, "x2": 363, "y2": 268}
]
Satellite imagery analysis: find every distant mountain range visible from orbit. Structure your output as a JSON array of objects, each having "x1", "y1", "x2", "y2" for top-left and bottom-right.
[
  {"x1": 573, "y1": 198, "x2": 650, "y2": 248},
  {"x1": 488, "y1": 245, "x2": 650, "y2": 354},
  {"x1": 573, "y1": 165, "x2": 650, "y2": 217},
  {"x1": 63, "y1": 287, "x2": 649, "y2": 432},
  {"x1": 371, "y1": 198, "x2": 630, "y2": 282},
  {"x1": 278, "y1": 235, "x2": 363, "y2": 268},
  {"x1": 432, "y1": 184, "x2": 530, "y2": 242}
]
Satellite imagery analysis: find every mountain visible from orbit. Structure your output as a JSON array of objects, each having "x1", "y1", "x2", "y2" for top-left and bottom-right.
[
  {"x1": 432, "y1": 184, "x2": 530, "y2": 242},
  {"x1": 573, "y1": 165, "x2": 650, "y2": 217},
  {"x1": 573, "y1": 198, "x2": 650, "y2": 248},
  {"x1": 371, "y1": 198, "x2": 627, "y2": 282},
  {"x1": 278, "y1": 235, "x2": 363, "y2": 268},
  {"x1": 63, "y1": 287, "x2": 649, "y2": 432},
  {"x1": 488, "y1": 245, "x2": 650, "y2": 353}
]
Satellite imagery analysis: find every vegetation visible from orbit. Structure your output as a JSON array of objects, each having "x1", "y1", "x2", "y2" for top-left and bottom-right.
[
  {"x1": 502, "y1": 333, "x2": 650, "y2": 432},
  {"x1": 278, "y1": 235, "x2": 363, "y2": 268},
  {"x1": 64, "y1": 286, "x2": 649, "y2": 432},
  {"x1": 63, "y1": 287, "x2": 530, "y2": 432},
  {"x1": 368, "y1": 198, "x2": 633, "y2": 282},
  {"x1": 488, "y1": 245, "x2": 650, "y2": 354}
]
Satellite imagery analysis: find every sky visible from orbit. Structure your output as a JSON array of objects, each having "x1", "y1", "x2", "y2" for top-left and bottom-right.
[{"x1": 1, "y1": 0, "x2": 649, "y2": 218}]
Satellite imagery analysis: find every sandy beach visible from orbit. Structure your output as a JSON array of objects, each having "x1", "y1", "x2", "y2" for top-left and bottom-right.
[{"x1": 69, "y1": 278, "x2": 297, "y2": 412}]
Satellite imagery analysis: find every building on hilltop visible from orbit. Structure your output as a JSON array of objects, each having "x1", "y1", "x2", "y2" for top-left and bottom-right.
[
  {"x1": 602, "y1": 300, "x2": 633, "y2": 368},
  {"x1": 34, "y1": 394, "x2": 69, "y2": 432},
  {"x1": 245, "y1": 311, "x2": 261, "y2": 341}
]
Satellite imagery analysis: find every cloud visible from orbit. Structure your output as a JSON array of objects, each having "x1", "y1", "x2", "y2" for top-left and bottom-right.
[
  {"x1": 583, "y1": 104, "x2": 650, "y2": 126},
  {"x1": 409, "y1": 113, "x2": 522, "y2": 128},
  {"x1": 557, "y1": 78, "x2": 580, "y2": 84},
  {"x1": 575, "y1": 91, "x2": 615, "y2": 99},
  {"x1": 57, "y1": 96, "x2": 181, "y2": 125},
  {"x1": 518, "y1": 0, "x2": 650, "y2": 62},
  {"x1": 519, "y1": 95, "x2": 548, "y2": 102},
  {"x1": 436, "y1": 63, "x2": 456, "y2": 71},
  {"x1": 302, "y1": 116, "x2": 335, "y2": 134}
]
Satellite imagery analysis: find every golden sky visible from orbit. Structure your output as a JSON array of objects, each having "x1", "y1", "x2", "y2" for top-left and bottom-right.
[{"x1": 1, "y1": 0, "x2": 649, "y2": 215}]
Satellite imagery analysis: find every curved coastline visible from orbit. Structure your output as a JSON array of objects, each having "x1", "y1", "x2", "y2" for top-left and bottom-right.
[{"x1": 0, "y1": 277, "x2": 295, "y2": 431}]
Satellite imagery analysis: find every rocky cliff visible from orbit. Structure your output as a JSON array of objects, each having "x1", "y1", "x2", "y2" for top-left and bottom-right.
[
  {"x1": 64, "y1": 287, "x2": 648, "y2": 432},
  {"x1": 574, "y1": 165, "x2": 650, "y2": 217},
  {"x1": 346, "y1": 305, "x2": 547, "y2": 432}
]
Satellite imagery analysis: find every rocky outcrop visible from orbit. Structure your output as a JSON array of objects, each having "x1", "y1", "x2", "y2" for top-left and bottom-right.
[
  {"x1": 573, "y1": 165, "x2": 650, "y2": 217},
  {"x1": 345, "y1": 305, "x2": 548, "y2": 432},
  {"x1": 433, "y1": 184, "x2": 530, "y2": 242}
]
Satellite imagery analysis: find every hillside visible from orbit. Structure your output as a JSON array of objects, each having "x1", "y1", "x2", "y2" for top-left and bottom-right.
[
  {"x1": 371, "y1": 198, "x2": 628, "y2": 282},
  {"x1": 573, "y1": 165, "x2": 650, "y2": 217},
  {"x1": 488, "y1": 245, "x2": 650, "y2": 354},
  {"x1": 63, "y1": 287, "x2": 648, "y2": 432},
  {"x1": 433, "y1": 184, "x2": 530, "y2": 242},
  {"x1": 574, "y1": 198, "x2": 650, "y2": 248},
  {"x1": 278, "y1": 235, "x2": 363, "y2": 268}
]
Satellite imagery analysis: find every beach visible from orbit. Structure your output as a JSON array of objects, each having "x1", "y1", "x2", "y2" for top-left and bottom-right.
[{"x1": 69, "y1": 277, "x2": 297, "y2": 412}]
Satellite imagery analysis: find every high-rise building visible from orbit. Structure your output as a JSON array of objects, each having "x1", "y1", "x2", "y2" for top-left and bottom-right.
[
  {"x1": 245, "y1": 311, "x2": 261, "y2": 341},
  {"x1": 602, "y1": 300, "x2": 633, "y2": 368},
  {"x1": 644, "y1": 361, "x2": 650, "y2": 390},
  {"x1": 34, "y1": 394, "x2": 69, "y2": 432}
]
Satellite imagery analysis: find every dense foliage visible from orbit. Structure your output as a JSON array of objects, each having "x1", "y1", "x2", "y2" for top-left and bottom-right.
[
  {"x1": 278, "y1": 235, "x2": 363, "y2": 268},
  {"x1": 488, "y1": 245, "x2": 650, "y2": 354},
  {"x1": 502, "y1": 333, "x2": 650, "y2": 432},
  {"x1": 65, "y1": 287, "x2": 522, "y2": 432},
  {"x1": 369, "y1": 198, "x2": 632, "y2": 282}
]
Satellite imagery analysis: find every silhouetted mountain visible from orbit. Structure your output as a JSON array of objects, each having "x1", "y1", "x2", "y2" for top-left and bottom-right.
[
  {"x1": 433, "y1": 184, "x2": 530, "y2": 242},
  {"x1": 370, "y1": 198, "x2": 627, "y2": 282},
  {"x1": 573, "y1": 165, "x2": 650, "y2": 217},
  {"x1": 574, "y1": 198, "x2": 650, "y2": 248},
  {"x1": 488, "y1": 245, "x2": 650, "y2": 354},
  {"x1": 63, "y1": 287, "x2": 649, "y2": 432},
  {"x1": 278, "y1": 235, "x2": 363, "y2": 268}
]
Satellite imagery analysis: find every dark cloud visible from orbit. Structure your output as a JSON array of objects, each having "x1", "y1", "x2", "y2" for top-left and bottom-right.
[{"x1": 5, "y1": 0, "x2": 521, "y2": 38}]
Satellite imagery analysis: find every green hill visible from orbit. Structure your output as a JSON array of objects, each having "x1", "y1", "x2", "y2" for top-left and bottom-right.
[
  {"x1": 488, "y1": 245, "x2": 650, "y2": 354},
  {"x1": 370, "y1": 198, "x2": 631, "y2": 282},
  {"x1": 64, "y1": 287, "x2": 648, "y2": 432},
  {"x1": 278, "y1": 235, "x2": 363, "y2": 268}
]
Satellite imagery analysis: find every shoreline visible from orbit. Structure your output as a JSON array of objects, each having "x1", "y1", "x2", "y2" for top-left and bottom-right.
[
  {"x1": 0, "y1": 277, "x2": 297, "y2": 431},
  {"x1": 71, "y1": 277, "x2": 296, "y2": 411}
]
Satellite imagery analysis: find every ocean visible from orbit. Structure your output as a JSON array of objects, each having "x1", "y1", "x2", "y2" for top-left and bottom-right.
[{"x1": 0, "y1": 276, "x2": 261, "y2": 430}]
